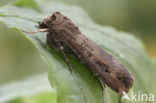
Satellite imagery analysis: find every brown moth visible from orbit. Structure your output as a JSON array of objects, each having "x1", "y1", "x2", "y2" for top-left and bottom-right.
[{"x1": 23, "y1": 12, "x2": 133, "y2": 95}]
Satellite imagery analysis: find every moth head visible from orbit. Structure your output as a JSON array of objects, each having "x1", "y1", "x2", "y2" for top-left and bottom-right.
[{"x1": 39, "y1": 12, "x2": 68, "y2": 29}]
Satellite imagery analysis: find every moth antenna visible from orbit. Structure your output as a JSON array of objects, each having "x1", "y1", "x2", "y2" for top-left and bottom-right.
[{"x1": 21, "y1": 28, "x2": 49, "y2": 34}]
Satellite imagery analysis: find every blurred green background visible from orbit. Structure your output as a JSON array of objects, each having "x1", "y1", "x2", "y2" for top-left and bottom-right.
[{"x1": 0, "y1": 0, "x2": 156, "y2": 102}]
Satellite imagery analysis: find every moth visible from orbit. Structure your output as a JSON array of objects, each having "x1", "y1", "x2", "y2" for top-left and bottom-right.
[{"x1": 22, "y1": 12, "x2": 133, "y2": 95}]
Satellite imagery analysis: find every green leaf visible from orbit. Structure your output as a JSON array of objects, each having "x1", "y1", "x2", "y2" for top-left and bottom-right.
[
  {"x1": 14, "y1": 0, "x2": 40, "y2": 12},
  {"x1": 0, "y1": 0, "x2": 155, "y2": 103},
  {"x1": 0, "y1": 74, "x2": 56, "y2": 103},
  {"x1": 9, "y1": 92, "x2": 56, "y2": 103}
]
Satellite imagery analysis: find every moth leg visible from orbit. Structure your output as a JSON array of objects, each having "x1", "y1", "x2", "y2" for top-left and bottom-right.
[
  {"x1": 57, "y1": 43, "x2": 73, "y2": 73},
  {"x1": 62, "y1": 43, "x2": 75, "y2": 55},
  {"x1": 98, "y1": 78, "x2": 106, "y2": 91},
  {"x1": 99, "y1": 78, "x2": 106, "y2": 88},
  {"x1": 47, "y1": 33, "x2": 61, "y2": 51},
  {"x1": 118, "y1": 95, "x2": 122, "y2": 103},
  {"x1": 94, "y1": 74, "x2": 106, "y2": 90},
  {"x1": 46, "y1": 33, "x2": 73, "y2": 73}
]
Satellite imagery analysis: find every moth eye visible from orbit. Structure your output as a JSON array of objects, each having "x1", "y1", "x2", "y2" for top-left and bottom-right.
[{"x1": 39, "y1": 21, "x2": 47, "y2": 28}]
